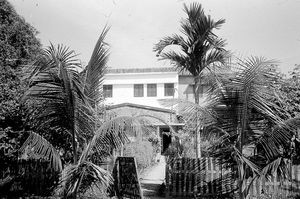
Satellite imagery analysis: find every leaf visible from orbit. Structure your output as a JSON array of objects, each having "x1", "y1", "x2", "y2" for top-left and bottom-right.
[
  {"x1": 58, "y1": 161, "x2": 112, "y2": 197},
  {"x1": 19, "y1": 131, "x2": 62, "y2": 171},
  {"x1": 153, "y1": 2, "x2": 228, "y2": 77},
  {"x1": 83, "y1": 25, "x2": 110, "y2": 106}
]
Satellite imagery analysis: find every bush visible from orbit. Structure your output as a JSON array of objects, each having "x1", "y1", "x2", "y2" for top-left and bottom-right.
[
  {"x1": 123, "y1": 140, "x2": 156, "y2": 172},
  {"x1": 0, "y1": 159, "x2": 59, "y2": 197}
]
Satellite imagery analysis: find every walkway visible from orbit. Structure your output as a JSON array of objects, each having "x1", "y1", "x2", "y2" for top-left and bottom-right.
[{"x1": 140, "y1": 155, "x2": 166, "y2": 198}]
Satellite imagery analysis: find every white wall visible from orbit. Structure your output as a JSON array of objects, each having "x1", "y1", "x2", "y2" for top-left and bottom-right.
[
  {"x1": 104, "y1": 72, "x2": 178, "y2": 85},
  {"x1": 103, "y1": 71, "x2": 210, "y2": 113},
  {"x1": 103, "y1": 72, "x2": 179, "y2": 108}
]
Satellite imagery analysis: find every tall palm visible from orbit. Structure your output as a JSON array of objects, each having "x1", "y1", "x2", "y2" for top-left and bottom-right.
[
  {"x1": 24, "y1": 44, "x2": 94, "y2": 164},
  {"x1": 206, "y1": 57, "x2": 299, "y2": 198},
  {"x1": 154, "y1": 2, "x2": 228, "y2": 158},
  {"x1": 21, "y1": 27, "x2": 120, "y2": 198},
  {"x1": 23, "y1": 27, "x2": 110, "y2": 164}
]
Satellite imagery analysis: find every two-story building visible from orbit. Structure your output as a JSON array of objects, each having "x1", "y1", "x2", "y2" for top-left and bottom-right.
[{"x1": 103, "y1": 67, "x2": 206, "y2": 154}]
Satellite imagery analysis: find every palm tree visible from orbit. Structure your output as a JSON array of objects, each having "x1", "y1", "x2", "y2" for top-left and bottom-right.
[
  {"x1": 24, "y1": 45, "x2": 91, "y2": 164},
  {"x1": 154, "y1": 2, "x2": 228, "y2": 158},
  {"x1": 23, "y1": 28, "x2": 109, "y2": 164},
  {"x1": 205, "y1": 57, "x2": 299, "y2": 198},
  {"x1": 20, "y1": 27, "x2": 112, "y2": 198}
]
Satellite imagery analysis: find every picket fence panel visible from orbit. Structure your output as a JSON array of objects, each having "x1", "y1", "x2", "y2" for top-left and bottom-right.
[{"x1": 166, "y1": 157, "x2": 300, "y2": 198}]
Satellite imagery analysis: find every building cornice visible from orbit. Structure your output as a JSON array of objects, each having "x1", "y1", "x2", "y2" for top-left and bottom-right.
[
  {"x1": 106, "y1": 102, "x2": 176, "y2": 114},
  {"x1": 106, "y1": 67, "x2": 178, "y2": 74}
]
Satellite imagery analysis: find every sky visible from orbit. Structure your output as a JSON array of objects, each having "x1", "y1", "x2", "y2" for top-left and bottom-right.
[{"x1": 9, "y1": 0, "x2": 300, "y2": 74}]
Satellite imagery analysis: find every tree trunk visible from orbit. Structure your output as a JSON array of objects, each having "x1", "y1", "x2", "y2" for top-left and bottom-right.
[
  {"x1": 71, "y1": 128, "x2": 78, "y2": 164},
  {"x1": 238, "y1": 89, "x2": 249, "y2": 199},
  {"x1": 194, "y1": 76, "x2": 201, "y2": 159},
  {"x1": 71, "y1": 128, "x2": 77, "y2": 199}
]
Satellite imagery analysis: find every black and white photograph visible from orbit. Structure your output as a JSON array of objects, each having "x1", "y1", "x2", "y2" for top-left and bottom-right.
[{"x1": 1, "y1": 0, "x2": 300, "y2": 198}]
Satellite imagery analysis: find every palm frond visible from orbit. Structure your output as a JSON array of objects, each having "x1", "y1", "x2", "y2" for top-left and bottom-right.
[
  {"x1": 153, "y1": 34, "x2": 187, "y2": 55},
  {"x1": 83, "y1": 26, "x2": 110, "y2": 106},
  {"x1": 159, "y1": 51, "x2": 188, "y2": 70},
  {"x1": 23, "y1": 44, "x2": 95, "y2": 162},
  {"x1": 259, "y1": 157, "x2": 290, "y2": 182},
  {"x1": 224, "y1": 57, "x2": 281, "y2": 142},
  {"x1": 234, "y1": 146, "x2": 260, "y2": 174},
  {"x1": 58, "y1": 161, "x2": 112, "y2": 197},
  {"x1": 19, "y1": 131, "x2": 62, "y2": 172},
  {"x1": 159, "y1": 98, "x2": 216, "y2": 127},
  {"x1": 80, "y1": 116, "x2": 146, "y2": 162},
  {"x1": 154, "y1": 2, "x2": 228, "y2": 79},
  {"x1": 204, "y1": 49, "x2": 228, "y2": 66},
  {"x1": 257, "y1": 117, "x2": 300, "y2": 163}
]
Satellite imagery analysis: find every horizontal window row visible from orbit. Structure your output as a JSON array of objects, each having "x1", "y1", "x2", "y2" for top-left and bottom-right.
[{"x1": 103, "y1": 83, "x2": 174, "y2": 98}]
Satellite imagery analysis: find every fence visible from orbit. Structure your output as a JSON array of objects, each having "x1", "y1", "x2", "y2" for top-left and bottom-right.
[
  {"x1": 247, "y1": 166, "x2": 300, "y2": 198},
  {"x1": 0, "y1": 159, "x2": 60, "y2": 197},
  {"x1": 165, "y1": 157, "x2": 300, "y2": 198}
]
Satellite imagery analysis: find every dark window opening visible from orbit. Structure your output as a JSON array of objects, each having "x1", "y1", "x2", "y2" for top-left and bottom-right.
[
  {"x1": 103, "y1": 85, "x2": 113, "y2": 98},
  {"x1": 134, "y1": 84, "x2": 144, "y2": 97},
  {"x1": 164, "y1": 83, "x2": 174, "y2": 96},
  {"x1": 147, "y1": 84, "x2": 157, "y2": 97}
]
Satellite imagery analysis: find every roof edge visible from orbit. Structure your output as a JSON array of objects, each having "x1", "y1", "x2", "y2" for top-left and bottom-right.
[{"x1": 106, "y1": 103, "x2": 175, "y2": 114}]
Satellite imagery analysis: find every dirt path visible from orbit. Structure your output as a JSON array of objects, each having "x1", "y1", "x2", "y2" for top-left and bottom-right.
[{"x1": 140, "y1": 155, "x2": 166, "y2": 198}]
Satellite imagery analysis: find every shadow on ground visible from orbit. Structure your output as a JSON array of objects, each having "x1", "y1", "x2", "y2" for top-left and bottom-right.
[{"x1": 141, "y1": 182, "x2": 166, "y2": 197}]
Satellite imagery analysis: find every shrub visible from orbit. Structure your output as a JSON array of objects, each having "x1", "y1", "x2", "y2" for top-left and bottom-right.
[{"x1": 123, "y1": 140, "x2": 156, "y2": 172}]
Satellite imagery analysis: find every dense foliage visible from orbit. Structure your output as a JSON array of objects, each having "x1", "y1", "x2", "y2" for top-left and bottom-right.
[
  {"x1": 275, "y1": 65, "x2": 300, "y2": 164},
  {"x1": 123, "y1": 140, "x2": 156, "y2": 172},
  {"x1": 0, "y1": 0, "x2": 41, "y2": 128},
  {"x1": 278, "y1": 65, "x2": 300, "y2": 118},
  {"x1": 204, "y1": 59, "x2": 300, "y2": 198},
  {"x1": 0, "y1": 0, "x2": 41, "y2": 161},
  {"x1": 0, "y1": 0, "x2": 72, "y2": 165}
]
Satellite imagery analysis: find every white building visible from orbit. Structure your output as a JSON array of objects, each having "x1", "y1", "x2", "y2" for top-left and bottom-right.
[
  {"x1": 103, "y1": 67, "x2": 196, "y2": 108},
  {"x1": 103, "y1": 67, "x2": 202, "y2": 154}
]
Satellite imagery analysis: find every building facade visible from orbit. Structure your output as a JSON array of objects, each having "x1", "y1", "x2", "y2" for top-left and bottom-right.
[
  {"x1": 103, "y1": 67, "x2": 197, "y2": 108},
  {"x1": 103, "y1": 67, "x2": 200, "y2": 154}
]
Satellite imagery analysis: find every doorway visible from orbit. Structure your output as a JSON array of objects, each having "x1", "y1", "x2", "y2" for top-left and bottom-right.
[{"x1": 160, "y1": 128, "x2": 171, "y2": 154}]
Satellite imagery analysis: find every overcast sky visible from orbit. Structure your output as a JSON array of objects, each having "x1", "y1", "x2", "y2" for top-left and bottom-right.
[{"x1": 9, "y1": 0, "x2": 300, "y2": 74}]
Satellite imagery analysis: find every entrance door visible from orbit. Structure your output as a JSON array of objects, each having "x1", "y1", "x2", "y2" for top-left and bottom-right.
[{"x1": 160, "y1": 128, "x2": 171, "y2": 154}]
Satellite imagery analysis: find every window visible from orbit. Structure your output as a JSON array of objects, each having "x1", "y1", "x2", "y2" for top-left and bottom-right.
[
  {"x1": 103, "y1": 85, "x2": 113, "y2": 98},
  {"x1": 134, "y1": 84, "x2": 144, "y2": 97},
  {"x1": 147, "y1": 84, "x2": 157, "y2": 97},
  {"x1": 164, "y1": 83, "x2": 174, "y2": 96}
]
